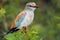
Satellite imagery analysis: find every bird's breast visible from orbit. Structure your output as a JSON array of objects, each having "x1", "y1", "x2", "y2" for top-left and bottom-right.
[
  {"x1": 20, "y1": 12, "x2": 34, "y2": 27},
  {"x1": 27, "y1": 13, "x2": 34, "y2": 22},
  {"x1": 25, "y1": 12, "x2": 34, "y2": 24}
]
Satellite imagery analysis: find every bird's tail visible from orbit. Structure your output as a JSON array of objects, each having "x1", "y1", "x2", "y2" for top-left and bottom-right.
[{"x1": 0, "y1": 27, "x2": 20, "y2": 39}]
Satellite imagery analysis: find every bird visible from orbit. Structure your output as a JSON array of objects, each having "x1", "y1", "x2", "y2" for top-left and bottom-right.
[{"x1": 6, "y1": 2, "x2": 38, "y2": 34}]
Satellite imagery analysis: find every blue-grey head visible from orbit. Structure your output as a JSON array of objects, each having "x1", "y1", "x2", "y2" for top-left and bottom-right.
[{"x1": 25, "y1": 2, "x2": 38, "y2": 11}]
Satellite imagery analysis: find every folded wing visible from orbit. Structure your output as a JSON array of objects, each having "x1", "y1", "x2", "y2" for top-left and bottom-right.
[{"x1": 10, "y1": 10, "x2": 26, "y2": 29}]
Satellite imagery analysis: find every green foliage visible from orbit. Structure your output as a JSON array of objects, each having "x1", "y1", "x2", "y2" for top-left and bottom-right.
[
  {"x1": 5, "y1": 30, "x2": 25, "y2": 40},
  {"x1": 5, "y1": 26, "x2": 40, "y2": 40},
  {"x1": 0, "y1": 8, "x2": 6, "y2": 16}
]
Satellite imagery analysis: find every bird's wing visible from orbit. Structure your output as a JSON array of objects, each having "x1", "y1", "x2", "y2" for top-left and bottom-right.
[{"x1": 10, "y1": 10, "x2": 26, "y2": 29}]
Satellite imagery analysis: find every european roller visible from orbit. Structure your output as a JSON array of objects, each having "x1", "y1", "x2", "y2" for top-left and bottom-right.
[{"x1": 6, "y1": 2, "x2": 38, "y2": 34}]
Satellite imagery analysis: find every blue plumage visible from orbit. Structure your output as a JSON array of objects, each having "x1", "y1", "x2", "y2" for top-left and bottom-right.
[{"x1": 16, "y1": 13, "x2": 26, "y2": 27}]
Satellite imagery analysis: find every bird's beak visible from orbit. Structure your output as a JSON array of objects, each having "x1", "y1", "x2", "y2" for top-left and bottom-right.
[
  {"x1": 34, "y1": 6, "x2": 38, "y2": 8},
  {"x1": 29, "y1": 5, "x2": 38, "y2": 8}
]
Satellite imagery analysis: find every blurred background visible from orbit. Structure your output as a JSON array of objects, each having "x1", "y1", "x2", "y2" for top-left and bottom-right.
[{"x1": 0, "y1": 0, "x2": 60, "y2": 40}]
